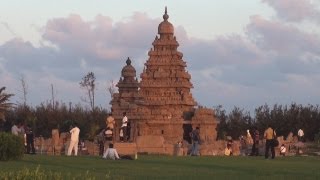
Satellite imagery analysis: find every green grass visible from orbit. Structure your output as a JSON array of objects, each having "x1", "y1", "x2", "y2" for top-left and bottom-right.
[{"x1": 0, "y1": 155, "x2": 320, "y2": 179}]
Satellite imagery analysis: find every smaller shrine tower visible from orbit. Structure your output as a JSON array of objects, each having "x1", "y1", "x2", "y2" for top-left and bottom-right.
[{"x1": 110, "y1": 57, "x2": 143, "y2": 142}]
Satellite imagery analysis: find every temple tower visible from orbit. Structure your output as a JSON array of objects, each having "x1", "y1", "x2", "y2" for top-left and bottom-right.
[
  {"x1": 110, "y1": 57, "x2": 142, "y2": 142},
  {"x1": 138, "y1": 7, "x2": 198, "y2": 143},
  {"x1": 111, "y1": 8, "x2": 218, "y2": 151}
]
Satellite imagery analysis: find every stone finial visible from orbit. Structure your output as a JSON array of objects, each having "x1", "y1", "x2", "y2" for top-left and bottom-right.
[
  {"x1": 126, "y1": 57, "x2": 131, "y2": 65},
  {"x1": 163, "y1": 6, "x2": 169, "y2": 21}
]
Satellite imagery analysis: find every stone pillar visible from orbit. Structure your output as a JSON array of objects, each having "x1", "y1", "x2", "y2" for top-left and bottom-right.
[
  {"x1": 129, "y1": 120, "x2": 137, "y2": 142},
  {"x1": 52, "y1": 129, "x2": 60, "y2": 155}
]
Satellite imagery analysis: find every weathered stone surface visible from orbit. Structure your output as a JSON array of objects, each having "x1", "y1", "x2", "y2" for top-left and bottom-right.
[
  {"x1": 52, "y1": 129, "x2": 59, "y2": 147},
  {"x1": 199, "y1": 141, "x2": 226, "y2": 156},
  {"x1": 114, "y1": 142, "x2": 137, "y2": 155},
  {"x1": 86, "y1": 141, "x2": 99, "y2": 156},
  {"x1": 136, "y1": 136, "x2": 166, "y2": 154},
  {"x1": 286, "y1": 132, "x2": 294, "y2": 142}
]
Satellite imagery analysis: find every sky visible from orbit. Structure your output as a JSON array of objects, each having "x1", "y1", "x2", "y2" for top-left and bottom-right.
[{"x1": 1, "y1": 0, "x2": 320, "y2": 112}]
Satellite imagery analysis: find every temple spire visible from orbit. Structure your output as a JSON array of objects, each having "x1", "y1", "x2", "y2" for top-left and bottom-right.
[{"x1": 163, "y1": 6, "x2": 169, "y2": 21}]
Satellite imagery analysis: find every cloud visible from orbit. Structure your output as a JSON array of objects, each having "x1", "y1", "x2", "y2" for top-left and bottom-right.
[
  {"x1": 262, "y1": 0, "x2": 320, "y2": 23},
  {"x1": 246, "y1": 15, "x2": 320, "y2": 76},
  {"x1": 247, "y1": 15, "x2": 320, "y2": 54},
  {"x1": 42, "y1": 13, "x2": 159, "y2": 60},
  {"x1": 2, "y1": 2, "x2": 320, "y2": 111},
  {"x1": 1, "y1": 22, "x2": 16, "y2": 36},
  {"x1": 1, "y1": 12, "x2": 161, "y2": 107}
]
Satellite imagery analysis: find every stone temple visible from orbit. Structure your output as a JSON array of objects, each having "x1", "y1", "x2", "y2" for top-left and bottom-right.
[{"x1": 111, "y1": 8, "x2": 218, "y2": 155}]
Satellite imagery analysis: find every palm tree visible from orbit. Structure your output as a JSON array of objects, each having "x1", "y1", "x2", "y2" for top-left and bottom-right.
[{"x1": 0, "y1": 87, "x2": 14, "y2": 119}]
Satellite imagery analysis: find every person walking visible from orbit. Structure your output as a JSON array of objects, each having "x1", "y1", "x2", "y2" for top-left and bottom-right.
[
  {"x1": 97, "y1": 128, "x2": 106, "y2": 156},
  {"x1": 67, "y1": 123, "x2": 80, "y2": 156},
  {"x1": 264, "y1": 125, "x2": 276, "y2": 159},
  {"x1": 190, "y1": 127, "x2": 200, "y2": 156}
]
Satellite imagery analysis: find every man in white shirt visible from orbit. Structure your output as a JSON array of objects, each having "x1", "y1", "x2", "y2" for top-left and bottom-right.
[
  {"x1": 298, "y1": 129, "x2": 304, "y2": 142},
  {"x1": 103, "y1": 143, "x2": 120, "y2": 160},
  {"x1": 67, "y1": 123, "x2": 80, "y2": 156},
  {"x1": 121, "y1": 112, "x2": 128, "y2": 142}
]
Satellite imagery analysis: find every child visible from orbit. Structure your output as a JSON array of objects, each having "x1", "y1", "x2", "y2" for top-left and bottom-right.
[
  {"x1": 280, "y1": 144, "x2": 286, "y2": 156},
  {"x1": 224, "y1": 144, "x2": 233, "y2": 156}
]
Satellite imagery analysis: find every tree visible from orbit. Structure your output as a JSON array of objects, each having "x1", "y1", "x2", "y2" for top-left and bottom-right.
[
  {"x1": 0, "y1": 87, "x2": 14, "y2": 118},
  {"x1": 80, "y1": 72, "x2": 96, "y2": 111},
  {"x1": 18, "y1": 76, "x2": 28, "y2": 108},
  {"x1": 51, "y1": 84, "x2": 55, "y2": 110},
  {"x1": 227, "y1": 107, "x2": 251, "y2": 139},
  {"x1": 214, "y1": 105, "x2": 228, "y2": 140},
  {"x1": 107, "y1": 80, "x2": 116, "y2": 99}
]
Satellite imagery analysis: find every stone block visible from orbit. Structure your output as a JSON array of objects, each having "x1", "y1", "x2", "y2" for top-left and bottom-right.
[
  {"x1": 114, "y1": 142, "x2": 137, "y2": 155},
  {"x1": 52, "y1": 129, "x2": 59, "y2": 146},
  {"x1": 136, "y1": 135, "x2": 165, "y2": 154}
]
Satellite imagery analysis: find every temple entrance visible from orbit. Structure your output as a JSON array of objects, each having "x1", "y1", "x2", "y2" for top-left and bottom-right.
[{"x1": 183, "y1": 123, "x2": 193, "y2": 144}]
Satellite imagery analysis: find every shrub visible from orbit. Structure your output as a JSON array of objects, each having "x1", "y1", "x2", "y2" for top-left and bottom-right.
[
  {"x1": 0, "y1": 132, "x2": 25, "y2": 161},
  {"x1": 0, "y1": 166, "x2": 110, "y2": 179}
]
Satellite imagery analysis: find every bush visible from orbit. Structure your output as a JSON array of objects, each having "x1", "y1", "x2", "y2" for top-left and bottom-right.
[{"x1": 0, "y1": 132, "x2": 25, "y2": 161}]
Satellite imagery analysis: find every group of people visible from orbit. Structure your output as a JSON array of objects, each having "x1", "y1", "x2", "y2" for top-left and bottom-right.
[
  {"x1": 11, "y1": 120, "x2": 81, "y2": 156},
  {"x1": 104, "y1": 112, "x2": 130, "y2": 142},
  {"x1": 58, "y1": 120, "x2": 121, "y2": 160},
  {"x1": 231, "y1": 125, "x2": 276, "y2": 158},
  {"x1": 10, "y1": 114, "x2": 306, "y2": 160},
  {"x1": 228, "y1": 125, "x2": 305, "y2": 159},
  {"x1": 11, "y1": 121, "x2": 36, "y2": 154}
]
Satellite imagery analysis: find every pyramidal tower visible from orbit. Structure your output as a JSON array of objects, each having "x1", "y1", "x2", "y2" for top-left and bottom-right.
[
  {"x1": 111, "y1": 8, "x2": 218, "y2": 153},
  {"x1": 138, "y1": 7, "x2": 199, "y2": 143}
]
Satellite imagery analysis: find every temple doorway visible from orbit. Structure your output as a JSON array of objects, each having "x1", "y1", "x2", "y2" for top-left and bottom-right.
[{"x1": 183, "y1": 123, "x2": 192, "y2": 144}]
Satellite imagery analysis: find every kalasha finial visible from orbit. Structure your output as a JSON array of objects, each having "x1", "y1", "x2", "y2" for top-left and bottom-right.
[
  {"x1": 163, "y1": 6, "x2": 169, "y2": 21},
  {"x1": 126, "y1": 57, "x2": 131, "y2": 65}
]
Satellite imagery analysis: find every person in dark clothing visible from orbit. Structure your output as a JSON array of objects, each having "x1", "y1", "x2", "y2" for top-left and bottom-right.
[
  {"x1": 97, "y1": 128, "x2": 106, "y2": 156},
  {"x1": 251, "y1": 127, "x2": 260, "y2": 156},
  {"x1": 190, "y1": 127, "x2": 200, "y2": 156},
  {"x1": 25, "y1": 125, "x2": 35, "y2": 154}
]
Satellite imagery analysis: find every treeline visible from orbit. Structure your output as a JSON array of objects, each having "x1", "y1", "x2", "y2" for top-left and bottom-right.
[
  {"x1": 216, "y1": 103, "x2": 320, "y2": 141},
  {"x1": 2, "y1": 102, "x2": 320, "y2": 141},
  {"x1": 2, "y1": 102, "x2": 108, "y2": 140}
]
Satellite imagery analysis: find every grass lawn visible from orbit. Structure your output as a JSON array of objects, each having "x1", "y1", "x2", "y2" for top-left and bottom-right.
[{"x1": 0, "y1": 154, "x2": 320, "y2": 179}]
